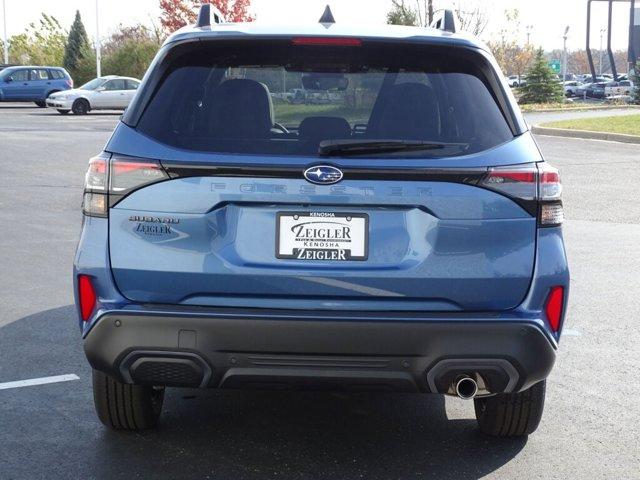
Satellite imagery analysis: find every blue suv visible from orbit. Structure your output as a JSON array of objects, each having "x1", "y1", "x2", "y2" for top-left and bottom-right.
[
  {"x1": 74, "y1": 7, "x2": 569, "y2": 437},
  {"x1": 0, "y1": 66, "x2": 73, "y2": 106}
]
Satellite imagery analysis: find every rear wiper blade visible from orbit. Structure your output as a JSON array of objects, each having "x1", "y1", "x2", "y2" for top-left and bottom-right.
[{"x1": 318, "y1": 139, "x2": 467, "y2": 157}]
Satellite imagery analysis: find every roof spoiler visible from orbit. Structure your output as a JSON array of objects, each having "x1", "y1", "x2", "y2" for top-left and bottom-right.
[
  {"x1": 430, "y1": 9, "x2": 456, "y2": 33},
  {"x1": 196, "y1": 3, "x2": 226, "y2": 28}
]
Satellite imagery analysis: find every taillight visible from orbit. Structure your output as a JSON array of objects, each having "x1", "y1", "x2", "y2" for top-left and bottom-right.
[
  {"x1": 545, "y1": 286, "x2": 565, "y2": 332},
  {"x1": 292, "y1": 37, "x2": 362, "y2": 47},
  {"x1": 83, "y1": 153, "x2": 109, "y2": 217},
  {"x1": 481, "y1": 165, "x2": 537, "y2": 200},
  {"x1": 538, "y1": 163, "x2": 564, "y2": 226},
  {"x1": 66, "y1": 79, "x2": 73, "y2": 88},
  {"x1": 78, "y1": 275, "x2": 97, "y2": 322},
  {"x1": 110, "y1": 158, "x2": 168, "y2": 194},
  {"x1": 82, "y1": 154, "x2": 168, "y2": 217},
  {"x1": 480, "y1": 162, "x2": 563, "y2": 227}
]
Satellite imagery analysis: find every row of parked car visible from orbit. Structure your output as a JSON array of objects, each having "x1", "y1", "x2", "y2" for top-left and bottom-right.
[
  {"x1": 0, "y1": 65, "x2": 140, "y2": 114},
  {"x1": 506, "y1": 71, "x2": 635, "y2": 101},
  {"x1": 563, "y1": 78, "x2": 634, "y2": 100}
]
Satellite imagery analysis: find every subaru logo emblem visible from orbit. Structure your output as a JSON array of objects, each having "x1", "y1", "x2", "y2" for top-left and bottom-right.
[{"x1": 303, "y1": 165, "x2": 343, "y2": 185}]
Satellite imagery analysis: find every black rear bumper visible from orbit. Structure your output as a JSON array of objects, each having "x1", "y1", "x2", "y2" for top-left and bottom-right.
[{"x1": 84, "y1": 310, "x2": 556, "y2": 394}]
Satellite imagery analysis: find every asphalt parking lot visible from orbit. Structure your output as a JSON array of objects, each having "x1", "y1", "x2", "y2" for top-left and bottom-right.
[{"x1": 0, "y1": 104, "x2": 639, "y2": 479}]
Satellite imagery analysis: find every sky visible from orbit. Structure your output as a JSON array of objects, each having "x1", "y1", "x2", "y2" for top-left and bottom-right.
[{"x1": 0, "y1": 0, "x2": 634, "y2": 52}]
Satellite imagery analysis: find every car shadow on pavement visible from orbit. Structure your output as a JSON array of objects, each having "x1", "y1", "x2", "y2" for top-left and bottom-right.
[
  {"x1": 0, "y1": 105, "x2": 42, "y2": 109},
  {"x1": 0, "y1": 306, "x2": 526, "y2": 480},
  {"x1": 29, "y1": 112, "x2": 123, "y2": 117}
]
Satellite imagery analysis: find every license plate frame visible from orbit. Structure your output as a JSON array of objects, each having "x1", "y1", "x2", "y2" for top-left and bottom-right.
[{"x1": 276, "y1": 211, "x2": 369, "y2": 261}]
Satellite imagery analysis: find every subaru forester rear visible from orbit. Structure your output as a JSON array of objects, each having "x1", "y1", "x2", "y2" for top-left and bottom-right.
[{"x1": 74, "y1": 8, "x2": 569, "y2": 437}]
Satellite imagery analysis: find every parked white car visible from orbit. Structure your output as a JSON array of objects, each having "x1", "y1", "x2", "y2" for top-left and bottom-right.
[
  {"x1": 506, "y1": 75, "x2": 526, "y2": 87},
  {"x1": 46, "y1": 75, "x2": 141, "y2": 115},
  {"x1": 604, "y1": 80, "x2": 634, "y2": 97},
  {"x1": 563, "y1": 81, "x2": 582, "y2": 97}
]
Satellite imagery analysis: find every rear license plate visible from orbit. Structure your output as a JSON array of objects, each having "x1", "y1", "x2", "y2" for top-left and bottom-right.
[{"x1": 276, "y1": 212, "x2": 368, "y2": 261}]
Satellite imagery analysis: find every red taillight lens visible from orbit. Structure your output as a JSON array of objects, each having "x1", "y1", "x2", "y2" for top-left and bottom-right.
[
  {"x1": 83, "y1": 154, "x2": 109, "y2": 217},
  {"x1": 82, "y1": 154, "x2": 168, "y2": 217},
  {"x1": 538, "y1": 162, "x2": 562, "y2": 201},
  {"x1": 481, "y1": 163, "x2": 564, "y2": 227},
  {"x1": 109, "y1": 157, "x2": 168, "y2": 194},
  {"x1": 481, "y1": 164, "x2": 537, "y2": 201},
  {"x1": 545, "y1": 286, "x2": 565, "y2": 332},
  {"x1": 85, "y1": 155, "x2": 108, "y2": 191},
  {"x1": 292, "y1": 37, "x2": 362, "y2": 47},
  {"x1": 78, "y1": 275, "x2": 97, "y2": 322}
]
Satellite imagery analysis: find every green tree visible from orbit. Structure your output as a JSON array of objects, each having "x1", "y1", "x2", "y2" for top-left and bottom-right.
[
  {"x1": 519, "y1": 48, "x2": 564, "y2": 104},
  {"x1": 102, "y1": 25, "x2": 161, "y2": 79},
  {"x1": 72, "y1": 24, "x2": 162, "y2": 86},
  {"x1": 63, "y1": 11, "x2": 90, "y2": 79},
  {"x1": 73, "y1": 43, "x2": 98, "y2": 86},
  {"x1": 387, "y1": 0, "x2": 418, "y2": 26},
  {"x1": 8, "y1": 13, "x2": 67, "y2": 65},
  {"x1": 631, "y1": 62, "x2": 640, "y2": 105}
]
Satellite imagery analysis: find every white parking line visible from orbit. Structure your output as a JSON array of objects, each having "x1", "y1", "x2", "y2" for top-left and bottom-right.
[
  {"x1": 0, "y1": 374, "x2": 80, "y2": 391},
  {"x1": 562, "y1": 328, "x2": 583, "y2": 337}
]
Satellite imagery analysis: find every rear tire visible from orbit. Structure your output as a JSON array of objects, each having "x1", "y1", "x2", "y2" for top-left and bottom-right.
[
  {"x1": 34, "y1": 101, "x2": 46, "y2": 108},
  {"x1": 72, "y1": 98, "x2": 90, "y2": 115},
  {"x1": 57, "y1": 109, "x2": 70, "y2": 115},
  {"x1": 92, "y1": 369, "x2": 164, "y2": 430},
  {"x1": 474, "y1": 380, "x2": 546, "y2": 437}
]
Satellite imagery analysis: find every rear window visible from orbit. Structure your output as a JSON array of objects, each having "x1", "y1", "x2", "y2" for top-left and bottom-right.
[
  {"x1": 137, "y1": 40, "x2": 513, "y2": 158},
  {"x1": 50, "y1": 69, "x2": 66, "y2": 79}
]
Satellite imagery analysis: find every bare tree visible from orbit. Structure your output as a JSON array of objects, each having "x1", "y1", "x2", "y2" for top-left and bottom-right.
[
  {"x1": 452, "y1": 1, "x2": 489, "y2": 36},
  {"x1": 486, "y1": 9, "x2": 534, "y2": 77},
  {"x1": 414, "y1": 0, "x2": 434, "y2": 26},
  {"x1": 387, "y1": 0, "x2": 487, "y2": 34}
]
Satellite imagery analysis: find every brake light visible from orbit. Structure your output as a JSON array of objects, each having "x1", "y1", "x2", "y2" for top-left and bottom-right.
[
  {"x1": 66, "y1": 79, "x2": 73, "y2": 88},
  {"x1": 78, "y1": 275, "x2": 97, "y2": 322},
  {"x1": 538, "y1": 163, "x2": 563, "y2": 226},
  {"x1": 481, "y1": 165, "x2": 537, "y2": 201},
  {"x1": 480, "y1": 162, "x2": 563, "y2": 227},
  {"x1": 83, "y1": 154, "x2": 109, "y2": 217},
  {"x1": 110, "y1": 158, "x2": 167, "y2": 194},
  {"x1": 82, "y1": 154, "x2": 168, "y2": 217},
  {"x1": 545, "y1": 286, "x2": 565, "y2": 332},
  {"x1": 292, "y1": 37, "x2": 362, "y2": 47}
]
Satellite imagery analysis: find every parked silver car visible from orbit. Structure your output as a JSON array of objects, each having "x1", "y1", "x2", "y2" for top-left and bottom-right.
[{"x1": 46, "y1": 75, "x2": 141, "y2": 115}]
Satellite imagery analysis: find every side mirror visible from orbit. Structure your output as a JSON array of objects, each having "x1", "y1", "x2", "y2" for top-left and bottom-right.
[
  {"x1": 5, "y1": 77, "x2": 12, "y2": 83},
  {"x1": 95, "y1": 86, "x2": 105, "y2": 92}
]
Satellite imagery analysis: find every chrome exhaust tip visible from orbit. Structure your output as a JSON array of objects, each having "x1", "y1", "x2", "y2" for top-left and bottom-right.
[{"x1": 454, "y1": 376, "x2": 478, "y2": 400}]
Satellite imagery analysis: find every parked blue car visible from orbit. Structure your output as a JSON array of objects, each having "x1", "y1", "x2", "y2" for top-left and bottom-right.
[
  {"x1": 0, "y1": 65, "x2": 73, "y2": 106},
  {"x1": 74, "y1": 7, "x2": 569, "y2": 437}
]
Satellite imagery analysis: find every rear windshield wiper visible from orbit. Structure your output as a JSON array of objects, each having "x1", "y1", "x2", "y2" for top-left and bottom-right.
[{"x1": 318, "y1": 139, "x2": 468, "y2": 157}]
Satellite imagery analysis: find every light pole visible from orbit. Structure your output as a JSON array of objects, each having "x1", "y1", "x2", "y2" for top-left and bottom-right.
[
  {"x1": 562, "y1": 26, "x2": 570, "y2": 81},
  {"x1": 2, "y1": 0, "x2": 8, "y2": 65},
  {"x1": 598, "y1": 28, "x2": 606, "y2": 75},
  {"x1": 526, "y1": 25, "x2": 533, "y2": 45},
  {"x1": 95, "y1": 0, "x2": 101, "y2": 77}
]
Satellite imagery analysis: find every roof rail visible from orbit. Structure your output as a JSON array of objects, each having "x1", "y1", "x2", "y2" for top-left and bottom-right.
[
  {"x1": 430, "y1": 9, "x2": 456, "y2": 33},
  {"x1": 319, "y1": 5, "x2": 336, "y2": 24},
  {"x1": 196, "y1": 3, "x2": 226, "y2": 28}
]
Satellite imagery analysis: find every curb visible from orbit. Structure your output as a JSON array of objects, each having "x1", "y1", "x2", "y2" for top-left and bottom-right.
[
  {"x1": 522, "y1": 105, "x2": 640, "y2": 114},
  {"x1": 531, "y1": 125, "x2": 640, "y2": 144}
]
